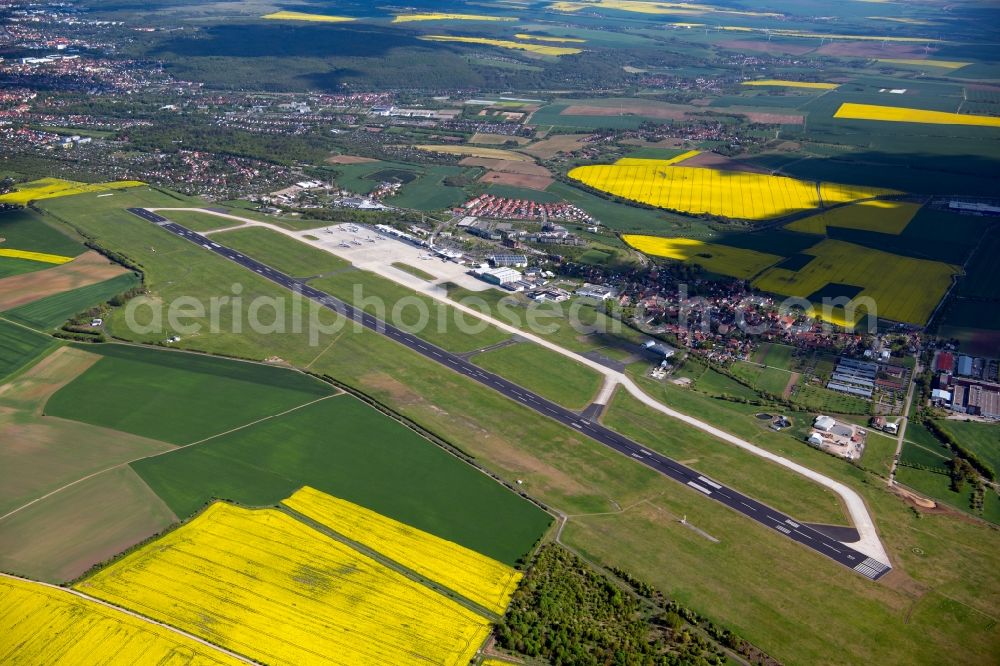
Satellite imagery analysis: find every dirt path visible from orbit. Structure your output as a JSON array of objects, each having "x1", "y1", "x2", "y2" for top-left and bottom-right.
[{"x1": 782, "y1": 372, "x2": 800, "y2": 400}]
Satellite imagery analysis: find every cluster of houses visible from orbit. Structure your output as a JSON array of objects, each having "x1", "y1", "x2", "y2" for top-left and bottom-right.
[{"x1": 459, "y1": 194, "x2": 593, "y2": 224}]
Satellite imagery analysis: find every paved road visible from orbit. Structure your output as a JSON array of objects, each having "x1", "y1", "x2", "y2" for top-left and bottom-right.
[{"x1": 128, "y1": 208, "x2": 891, "y2": 580}]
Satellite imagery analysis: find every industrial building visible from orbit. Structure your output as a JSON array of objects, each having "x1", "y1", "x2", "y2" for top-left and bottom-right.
[
  {"x1": 576, "y1": 283, "x2": 616, "y2": 300},
  {"x1": 826, "y1": 357, "x2": 877, "y2": 399},
  {"x1": 474, "y1": 266, "x2": 521, "y2": 286},
  {"x1": 488, "y1": 253, "x2": 528, "y2": 268},
  {"x1": 950, "y1": 378, "x2": 1000, "y2": 419}
]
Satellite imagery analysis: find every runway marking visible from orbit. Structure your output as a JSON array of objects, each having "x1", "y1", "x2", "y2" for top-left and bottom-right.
[
  {"x1": 822, "y1": 543, "x2": 842, "y2": 554},
  {"x1": 797, "y1": 530, "x2": 813, "y2": 540},
  {"x1": 740, "y1": 501, "x2": 757, "y2": 511},
  {"x1": 786, "y1": 519, "x2": 800, "y2": 528},
  {"x1": 697, "y1": 475, "x2": 722, "y2": 489},
  {"x1": 853, "y1": 557, "x2": 891, "y2": 580},
  {"x1": 687, "y1": 481, "x2": 712, "y2": 495},
  {"x1": 775, "y1": 525, "x2": 791, "y2": 535}
]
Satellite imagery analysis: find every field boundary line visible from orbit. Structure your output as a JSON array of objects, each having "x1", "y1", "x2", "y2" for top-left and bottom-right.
[
  {"x1": 0, "y1": 394, "x2": 337, "y2": 523},
  {"x1": 278, "y1": 505, "x2": 502, "y2": 621},
  {"x1": 0, "y1": 572, "x2": 256, "y2": 664}
]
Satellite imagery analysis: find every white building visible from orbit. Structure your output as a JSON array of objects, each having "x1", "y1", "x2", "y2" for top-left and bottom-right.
[
  {"x1": 475, "y1": 266, "x2": 521, "y2": 285},
  {"x1": 813, "y1": 415, "x2": 836, "y2": 432},
  {"x1": 577, "y1": 283, "x2": 616, "y2": 300}
]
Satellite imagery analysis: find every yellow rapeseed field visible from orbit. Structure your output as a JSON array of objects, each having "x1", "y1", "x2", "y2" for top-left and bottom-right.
[
  {"x1": 75, "y1": 502, "x2": 491, "y2": 666},
  {"x1": 786, "y1": 200, "x2": 921, "y2": 236},
  {"x1": 622, "y1": 235, "x2": 783, "y2": 279},
  {"x1": 877, "y1": 58, "x2": 968, "y2": 69},
  {"x1": 614, "y1": 149, "x2": 700, "y2": 166},
  {"x1": 819, "y1": 181, "x2": 901, "y2": 205},
  {"x1": 752, "y1": 239, "x2": 959, "y2": 326},
  {"x1": 514, "y1": 33, "x2": 586, "y2": 43},
  {"x1": 549, "y1": 1, "x2": 781, "y2": 18},
  {"x1": 283, "y1": 487, "x2": 522, "y2": 616},
  {"x1": 393, "y1": 13, "x2": 516, "y2": 23},
  {"x1": 0, "y1": 248, "x2": 74, "y2": 264},
  {"x1": 416, "y1": 144, "x2": 534, "y2": 161},
  {"x1": 419, "y1": 35, "x2": 582, "y2": 56},
  {"x1": 569, "y1": 164, "x2": 897, "y2": 220},
  {"x1": 742, "y1": 80, "x2": 839, "y2": 90},
  {"x1": 866, "y1": 16, "x2": 939, "y2": 26},
  {"x1": 261, "y1": 11, "x2": 355, "y2": 22},
  {"x1": 0, "y1": 575, "x2": 242, "y2": 665},
  {"x1": 834, "y1": 103, "x2": 1000, "y2": 127},
  {"x1": 0, "y1": 178, "x2": 145, "y2": 205}
]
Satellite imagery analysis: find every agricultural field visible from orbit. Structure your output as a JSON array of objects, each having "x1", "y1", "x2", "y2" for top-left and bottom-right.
[
  {"x1": 614, "y1": 150, "x2": 701, "y2": 167},
  {"x1": 0, "y1": 320, "x2": 56, "y2": 382},
  {"x1": 621, "y1": 235, "x2": 782, "y2": 279},
  {"x1": 834, "y1": 103, "x2": 1000, "y2": 128},
  {"x1": 742, "y1": 80, "x2": 838, "y2": 90},
  {"x1": 261, "y1": 10, "x2": 354, "y2": 23},
  {"x1": 470, "y1": 342, "x2": 603, "y2": 410},
  {"x1": 0, "y1": 252, "x2": 132, "y2": 312},
  {"x1": 75, "y1": 502, "x2": 492, "y2": 666},
  {"x1": 933, "y1": 420, "x2": 1000, "y2": 479},
  {"x1": 0, "y1": 466, "x2": 177, "y2": 583},
  {"x1": 128, "y1": 392, "x2": 549, "y2": 566},
  {"x1": 284, "y1": 487, "x2": 522, "y2": 615},
  {"x1": 569, "y1": 163, "x2": 894, "y2": 221},
  {"x1": 45, "y1": 343, "x2": 335, "y2": 444},
  {"x1": 2, "y1": 272, "x2": 139, "y2": 330},
  {"x1": 0, "y1": 178, "x2": 144, "y2": 205},
  {"x1": 393, "y1": 13, "x2": 515, "y2": 23},
  {"x1": 415, "y1": 145, "x2": 532, "y2": 161},
  {"x1": 752, "y1": 239, "x2": 960, "y2": 326},
  {"x1": 0, "y1": 208, "x2": 84, "y2": 278},
  {"x1": 786, "y1": 200, "x2": 922, "y2": 236},
  {"x1": 0, "y1": 575, "x2": 242, "y2": 665},
  {"x1": 418, "y1": 36, "x2": 582, "y2": 56}
]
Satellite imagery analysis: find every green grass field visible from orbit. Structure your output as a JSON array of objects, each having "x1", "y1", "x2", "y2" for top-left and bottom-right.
[
  {"x1": 3, "y1": 273, "x2": 140, "y2": 330},
  {"x1": 792, "y1": 382, "x2": 870, "y2": 415},
  {"x1": 309, "y1": 268, "x2": 511, "y2": 353},
  {"x1": 0, "y1": 208, "x2": 85, "y2": 258},
  {"x1": 694, "y1": 366, "x2": 762, "y2": 401},
  {"x1": 729, "y1": 362, "x2": 793, "y2": 396},
  {"x1": 45, "y1": 344, "x2": 334, "y2": 444},
  {"x1": 933, "y1": 420, "x2": 1000, "y2": 478},
  {"x1": 390, "y1": 262, "x2": 435, "y2": 281},
  {"x1": 896, "y1": 466, "x2": 1000, "y2": 525},
  {"x1": 212, "y1": 226, "x2": 350, "y2": 277},
  {"x1": 900, "y1": 439, "x2": 951, "y2": 472},
  {"x1": 130, "y1": 394, "x2": 551, "y2": 566},
  {"x1": 0, "y1": 320, "x2": 57, "y2": 381},
  {"x1": 155, "y1": 209, "x2": 246, "y2": 232},
  {"x1": 757, "y1": 343, "x2": 797, "y2": 370},
  {"x1": 0, "y1": 256, "x2": 53, "y2": 279},
  {"x1": 470, "y1": 342, "x2": 603, "y2": 410},
  {"x1": 603, "y1": 390, "x2": 847, "y2": 525}
]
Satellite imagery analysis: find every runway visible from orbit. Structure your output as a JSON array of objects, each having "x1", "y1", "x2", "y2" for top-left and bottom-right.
[{"x1": 127, "y1": 207, "x2": 891, "y2": 580}]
